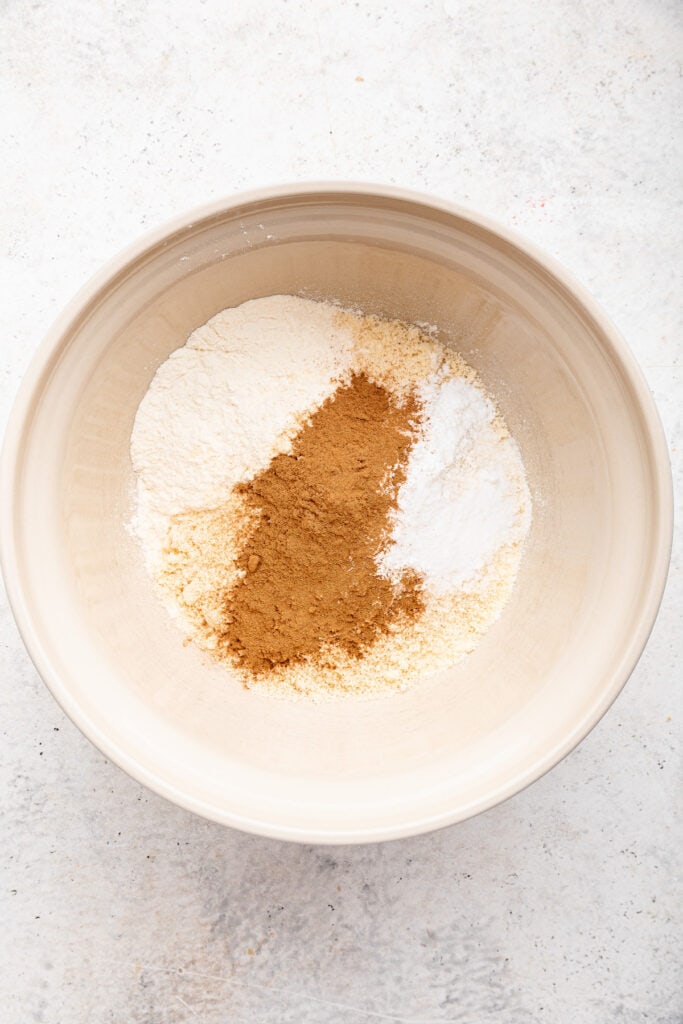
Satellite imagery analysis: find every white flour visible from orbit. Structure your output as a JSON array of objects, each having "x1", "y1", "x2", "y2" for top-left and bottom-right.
[
  {"x1": 131, "y1": 295, "x2": 352, "y2": 567},
  {"x1": 378, "y1": 372, "x2": 530, "y2": 594}
]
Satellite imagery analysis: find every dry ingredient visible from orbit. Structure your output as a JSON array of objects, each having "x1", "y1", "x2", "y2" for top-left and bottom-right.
[
  {"x1": 218, "y1": 374, "x2": 423, "y2": 673},
  {"x1": 131, "y1": 294, "x2": 351, "y2": 570},
  {"x1": 378, "y1": 372, "x2": 529, "y2": 594},
  {"x1": 130, "y1": 295, "x2": 531, "y2": 699}
]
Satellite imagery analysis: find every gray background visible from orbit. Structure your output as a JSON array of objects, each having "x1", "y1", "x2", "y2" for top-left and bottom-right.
[{"x1": 1, "y1": 1, "x2": 681, "y2": 1021}]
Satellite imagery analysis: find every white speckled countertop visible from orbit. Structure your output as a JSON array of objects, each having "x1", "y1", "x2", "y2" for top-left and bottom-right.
[{"x1": 1, "y1": 2, "x2": 681, "y2": 1021}]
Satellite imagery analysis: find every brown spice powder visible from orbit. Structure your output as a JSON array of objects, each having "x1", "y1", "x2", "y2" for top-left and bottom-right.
[{"x1": 214, "y1": 373, "x2": 424, "y2": 675}]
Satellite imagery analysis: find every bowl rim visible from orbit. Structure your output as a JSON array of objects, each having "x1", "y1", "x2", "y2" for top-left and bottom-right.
[{"x1": 0, "y1": 181, "x2": 674, "y2": 843}]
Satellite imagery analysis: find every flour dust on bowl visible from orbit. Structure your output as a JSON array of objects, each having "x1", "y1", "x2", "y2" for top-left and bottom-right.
[{"x1": 0, "y1": 185, "x2": 672, "y2": 843}]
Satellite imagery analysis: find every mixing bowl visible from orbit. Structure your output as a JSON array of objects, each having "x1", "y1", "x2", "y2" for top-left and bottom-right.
[{"x1": 1, "y1": 184, "x2": 672, "y2": 842}]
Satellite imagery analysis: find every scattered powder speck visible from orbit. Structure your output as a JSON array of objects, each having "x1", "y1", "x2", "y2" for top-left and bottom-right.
[{"x1": 130, "y1": 295, "x2": 531, "y2": 700}]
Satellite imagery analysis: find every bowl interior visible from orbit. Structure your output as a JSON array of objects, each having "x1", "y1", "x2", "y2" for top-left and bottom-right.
[{"x1": 7, "y1": 190, "x2": 668, "y2": 840}]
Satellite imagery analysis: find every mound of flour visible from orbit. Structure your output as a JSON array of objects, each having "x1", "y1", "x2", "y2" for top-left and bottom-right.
[
  {"x1": 130, "y1": 295, "x2": 532, "y2": 698},
  {"x1": 130, "y1": 295, "x2": 352, "y2": 568},
  {"x1": 377, "y1": 371, "x2": 530, "y2": 595}
]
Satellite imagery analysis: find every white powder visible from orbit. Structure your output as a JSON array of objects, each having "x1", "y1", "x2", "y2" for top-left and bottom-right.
[
  {"x1": 378, "y1": 372, "x2": 530, "y2": 595},
  {"x1": 130, "y1": 295, "x2": 352, "y2": 567}
]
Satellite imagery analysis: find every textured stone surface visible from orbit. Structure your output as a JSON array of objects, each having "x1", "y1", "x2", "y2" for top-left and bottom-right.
[{"x1": 1, "y1": 1, "x2": 681, "y2": 1021}]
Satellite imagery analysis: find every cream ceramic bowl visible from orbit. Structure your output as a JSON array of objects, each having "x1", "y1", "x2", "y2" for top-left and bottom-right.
[{"x1": 1, "y1": 184, "x2": 672, "y2": 843}]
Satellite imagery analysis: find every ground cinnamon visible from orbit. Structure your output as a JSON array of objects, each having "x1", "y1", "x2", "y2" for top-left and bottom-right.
[{"x1": 217, "y1": 373, "x2": 424, "y2": 674}]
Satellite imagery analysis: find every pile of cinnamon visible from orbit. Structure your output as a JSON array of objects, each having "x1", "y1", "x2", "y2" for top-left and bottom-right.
[
  {"x1": 220, "y1": 373, "x2": 424, "y2": 674},
  {"x1": 164, "y1": 373, "x2": 425, "y2": 679}
]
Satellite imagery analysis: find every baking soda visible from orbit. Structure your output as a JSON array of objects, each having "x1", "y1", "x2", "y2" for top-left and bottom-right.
[{"x1": 378, "y1": 372, "x2": 530, "y2": 595}]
